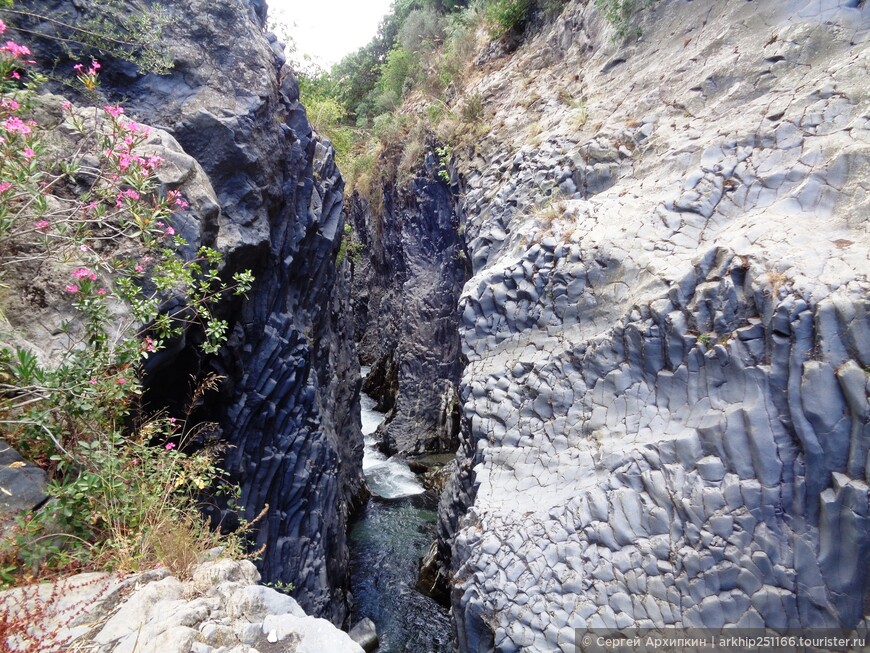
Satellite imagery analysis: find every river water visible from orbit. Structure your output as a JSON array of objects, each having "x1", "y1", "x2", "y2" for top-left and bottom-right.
[{"x1": 349, "y1": 381, "x2": 454, "y2": 652}]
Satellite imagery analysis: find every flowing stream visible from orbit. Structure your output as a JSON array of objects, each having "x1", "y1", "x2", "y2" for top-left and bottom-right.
[{"x1": 349, "y1": 373, "x2": 453, "y2": 652}]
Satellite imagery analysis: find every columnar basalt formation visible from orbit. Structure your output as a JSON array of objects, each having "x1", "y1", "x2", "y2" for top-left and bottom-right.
[
  {"x1": 349, "y1": 152, "x2": 468, "y2": 455},
  {"x1": 13, "y1": 0, "x2": 364, "y2": 625},
  {"x1": 436, "y1": 1, "x2": 870, "y2": 650}
]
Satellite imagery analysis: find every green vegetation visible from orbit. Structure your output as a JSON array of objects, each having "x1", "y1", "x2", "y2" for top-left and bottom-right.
[
  {"x1": 485, "y1": 0, "x2": 533, "y2": 36},
  {"x1": 436, "y1": 144, "x2": 452, "y2": 183},
  {"x1": 336, "y1": 223, "x2": 365, "y2": 264},
  {"x1": 0, "y1": 0, "x2": 173, "y2": 74},
  {"x1": 0, "y1": 29, "x2": 253, "y2": 586},
  {"x1": 293, "y1": 0, "x2": 571, "y2": 211},
  {"x1": 298, "y1": 73, "x2": 354, "y2": 166},
  {"x1": 593, "y1": 0, "x2": 655, "y2": 39}
]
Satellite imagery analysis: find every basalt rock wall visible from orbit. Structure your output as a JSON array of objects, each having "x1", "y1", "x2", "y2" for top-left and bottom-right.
[
  {"x1": 12, "y1": 0, "x2": 364, "y2": 625},
  {"x1": 435, "y1": 0, "x2": 870, "y2": 650},
  {"x1": 349, "y1": 152, "x2": 468, "y2": 455}
]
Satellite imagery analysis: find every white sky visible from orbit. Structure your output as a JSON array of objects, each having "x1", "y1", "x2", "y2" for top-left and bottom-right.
[{"x1": 267, "y1": 0, "x2": 396, "y2": 69}]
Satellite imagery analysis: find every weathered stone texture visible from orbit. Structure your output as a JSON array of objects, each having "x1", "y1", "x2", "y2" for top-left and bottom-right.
[
  {"x1": 0, "y1": 558, "x2": 364, "y2": 653},
  {"x1": 442, "y1": 1, "x2": 870, "y2": 650}
]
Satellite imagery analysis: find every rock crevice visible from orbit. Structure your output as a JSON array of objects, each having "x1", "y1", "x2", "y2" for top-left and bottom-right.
[{"x1": 350, "y1": 152, "x2": 468, "y2": 456}]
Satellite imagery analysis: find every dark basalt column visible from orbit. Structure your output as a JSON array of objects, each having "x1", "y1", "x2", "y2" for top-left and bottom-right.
[
  {"x1": 349, "y1": 150, "x2": 469, "y2": 457},
  {"x1": 12, "y1": 0, "x2": 364, "y2": 625}
]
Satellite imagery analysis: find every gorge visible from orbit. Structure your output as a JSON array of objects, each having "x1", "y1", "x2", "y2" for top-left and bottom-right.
[{"x1": 1, "y1": 0, "x2": 870, "y2": 652}]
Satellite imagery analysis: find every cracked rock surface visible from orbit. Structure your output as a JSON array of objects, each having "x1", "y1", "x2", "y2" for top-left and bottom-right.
[
  {"x1": 441, "y1": 1, "x2": 870, "y2": 650},
  {"x1": 0, "y1": 558, "x2": 363, "y2": 653}
]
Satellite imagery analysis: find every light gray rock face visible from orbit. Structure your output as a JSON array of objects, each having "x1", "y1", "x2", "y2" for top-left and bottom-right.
[
  {"x1": 0, "y1": 558, "x2": 364, "y2": 653},
  {"x1": 441, "y1": 1, "x2": 870, "y2": 650}
]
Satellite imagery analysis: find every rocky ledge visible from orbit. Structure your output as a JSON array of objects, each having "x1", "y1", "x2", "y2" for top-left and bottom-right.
[{"x1": 0, "y1": 557, "x2": 363, "y2": 653}]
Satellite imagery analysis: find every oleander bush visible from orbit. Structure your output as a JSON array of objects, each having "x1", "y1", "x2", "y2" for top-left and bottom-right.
[{"x1": 0, "y1": 23, "x2": 253, "y2": 585}]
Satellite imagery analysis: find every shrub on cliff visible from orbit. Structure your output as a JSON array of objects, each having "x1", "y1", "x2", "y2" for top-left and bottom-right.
[
  {"x1": 0, "y1": 26, "x2": 253, "y2": 585},
  {"x1": 298, "y1": 73, "x2": 354, "y2": 166},
  {"x1": 594, "y1": 0, "x2": 656, "y2": 38},
  {"x1": 484, "y1": 0, "x2": 533, "y2": 36},
  {"x1": 0, "y1": 0, "x2": 172, "y2": 74}
]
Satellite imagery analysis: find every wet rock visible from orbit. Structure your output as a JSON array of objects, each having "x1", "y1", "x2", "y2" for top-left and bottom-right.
[
  {"x1": 348, "y1": 617, "x2": 379, "y2": 652},
  {"x1": 418, "y1": 541, "x2": 452, "y2": 605}
]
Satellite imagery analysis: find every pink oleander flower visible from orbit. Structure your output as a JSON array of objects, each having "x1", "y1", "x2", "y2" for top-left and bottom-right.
[
  {"x1": 61, "y1": 101, "x2": 72, "y2": 111},
  {"x1": 165, "y1": 442, "x2": 176, "y2": 451},
  {"x1": 144, "y1": 337, "x2": 156, "y2": 352},
  {"x1": 104, "y1": 104, "x2": 124, "y2": 118},
  {"x1": 131, "y1": 458, "x2": 139, "y2": 466},
  {"x1": 164, "y1": 226, "x2": 176, "y2": 236},
  {"x1": 64, "y1": 284, "x2": 79, "y2": 294},
  {"x1": 135, "y1": 264, "x2": 145, "y2": 273},
  {"x1": 117, "y1": 377, "x2": 126, "y2": 385},
  {"x1": 156, "y1": 221, "x2": 165, "y2": 228},
  {"x1": 0, "y1": 20, "x2": 6, "y2": 35},
  {"x1": 23, "y1": 148, "x2": 34, "y2": 159},
  {"x1": 1, "y1": 41, "x2": 30, "y2": 58},
  {"x1": 73, "y1": 63, "x2": 83, "y2": 72},
  {"x1": 1, "y1": 99, "x2": 20, "y2": 111},
  {"x1": 126, "y1": 121, "x2": 151, "y2": 136},
  {"x1": 34, "y1": 219, "x2": 50, "y2": 231},
  {"x1": 0, "y1": 182, "x2": 11, "y2": 193},
  {"x1": 89, "y1": 378, "x2": 98, "y2": 385},
  {"x1": 96, "y1": 288, "x2": 107, "y2": 296},
  {"x1": 91, "y1": 59, "x2": 100, "y2": 71},
  {"x1": 167, "y1": 190, "x2": 190, "y2": 209},
  {"x1": 115, "y1": 188, "x2": 141, "y2": 206},
  {"x1": 72, "y1": 267, "x2": 97, "y2": 281},
  {"x1": 3, "y1": 116, "x2": 30, "y2": 134},
  {"x1": 116, "y1": 152, "x2": 133, "y2": 170}
]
